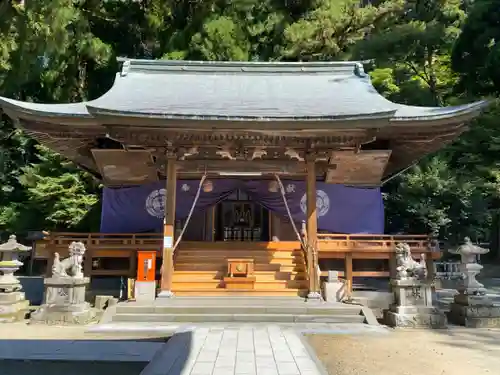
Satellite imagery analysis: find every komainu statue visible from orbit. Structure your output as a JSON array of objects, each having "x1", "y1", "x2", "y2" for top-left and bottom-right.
[
  {"x1": 395, "y1": 242, "x2": 427, "y2": 281},
  {"x1": 52, "y1": 241, "x2": 86, "y2": 278}
]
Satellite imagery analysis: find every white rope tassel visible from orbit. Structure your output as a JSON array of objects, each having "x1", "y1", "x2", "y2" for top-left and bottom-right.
[
  {"x1": 274, "y1": 174, "x2": 306, "y2": 249},
  {"x1": 173, "y1": 174, "x2": 207, "y2": 252}
]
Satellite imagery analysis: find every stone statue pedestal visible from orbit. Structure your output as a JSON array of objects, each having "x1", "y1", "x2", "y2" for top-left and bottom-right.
[
  {"x1": 30, "y1": 277, "x2": 97, "y2": 325},
  {"x1": 385, "y1": 279, "x2": 447, "y2": 328}
]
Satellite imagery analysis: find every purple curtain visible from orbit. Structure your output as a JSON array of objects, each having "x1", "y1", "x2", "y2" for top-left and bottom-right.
[{"x1": 100, "y1": 179, "x2": 384, "y2": 234}]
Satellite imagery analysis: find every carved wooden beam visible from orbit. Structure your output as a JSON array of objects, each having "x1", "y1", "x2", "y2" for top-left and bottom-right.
[
  {"x1": 107, "y1": 127, "x2": 375, "y2": 148},
  {"x1": 168, "y1": 160, "x2": 338, "y2": 174},
  {"x1": 21, "y1": 120, "x2": 105, "y2": 139}
]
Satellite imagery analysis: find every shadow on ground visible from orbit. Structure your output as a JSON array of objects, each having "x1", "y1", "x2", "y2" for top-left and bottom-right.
[
  {"x1": 0, "y1": 332, "x2": 194, "y2": 375},
  {"x1": 430, "y1": 326, "x2": 500, "y2": 353}
]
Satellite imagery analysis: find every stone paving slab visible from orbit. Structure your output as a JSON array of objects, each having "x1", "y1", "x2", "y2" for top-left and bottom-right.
[{"x1": 140, "y1": 323, "x2": 388, "y2": 375}]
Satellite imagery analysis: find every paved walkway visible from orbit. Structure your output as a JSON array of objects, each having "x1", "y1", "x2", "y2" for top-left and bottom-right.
[
  {"x1": 141, "y1": 325, "x2": 327, "y2": 375},
  {"x1": 0, "y1": 322, "x2": 388, "y2": 375}
]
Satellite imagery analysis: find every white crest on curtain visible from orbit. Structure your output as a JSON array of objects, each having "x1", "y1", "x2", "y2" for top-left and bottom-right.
[
  {"x1": 145, "y1": 188, "x2": 166, "y2": 218},
  {"x1": 300, "y1": 190, "x2": 330, "y2": 217}
]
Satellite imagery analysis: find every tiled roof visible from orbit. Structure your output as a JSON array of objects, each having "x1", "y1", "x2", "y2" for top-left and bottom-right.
[{"x1": 0, "y1": 59, "x2": 488, "y2": 123}]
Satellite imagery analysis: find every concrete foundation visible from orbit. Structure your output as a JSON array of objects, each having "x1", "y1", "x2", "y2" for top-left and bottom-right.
[{"x1": 448, "y1": 294, "x2": 500, "y2": 328}]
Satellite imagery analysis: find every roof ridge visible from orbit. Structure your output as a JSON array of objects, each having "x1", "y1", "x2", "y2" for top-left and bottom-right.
[{"x1": 117, "y1": 58, "x2": 367, "y2": 76}]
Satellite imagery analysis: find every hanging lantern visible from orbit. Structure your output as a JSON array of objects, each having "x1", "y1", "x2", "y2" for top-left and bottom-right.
[
  {"x1": 268, "y1": 180, "x2": 279, "y2": 193},
  {"x1": 203, "y1": 179, "x2": 213, "y2": 193}
]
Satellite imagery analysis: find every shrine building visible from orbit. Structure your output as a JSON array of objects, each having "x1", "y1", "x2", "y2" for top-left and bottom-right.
[{"x1": 0, "y1": 60, "x2": 487, "y2": 299}]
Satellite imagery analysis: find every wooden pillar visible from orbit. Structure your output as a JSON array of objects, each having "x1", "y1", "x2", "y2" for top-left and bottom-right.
[
  {"x1": 83, "y1": 234, "x2": 93, "y2": 277},
  {"x1": 45, "y1": 237, "x2": 55, "y2": 277},
  {"x1": 159, "y1": 157, "x2": 177, "y2": 297},
  {"x1": 345, "y1": 252, "x2": 353, "y2": 298},
  {"x1": 306, "y1": 159, "x2": 320, "y2": 298}
]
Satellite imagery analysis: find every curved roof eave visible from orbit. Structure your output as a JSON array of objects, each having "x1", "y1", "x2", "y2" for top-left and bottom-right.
[
  {"x1": 84, "y1": 105, "x2": 398, "y2": 122},
  {"x1": 0, "y1": 96, "x2": 91, "y2": 119},
  {"x1": 0, "y1": 59, "x2": 490, "y2": 127},
  {"x1": 391, "y1": 100, "x2": 489, "y2": 123}
]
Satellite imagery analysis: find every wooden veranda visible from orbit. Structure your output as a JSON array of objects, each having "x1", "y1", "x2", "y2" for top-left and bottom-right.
[{"x1": 35, "y1": 232, "x2": 440, "y2": 297}]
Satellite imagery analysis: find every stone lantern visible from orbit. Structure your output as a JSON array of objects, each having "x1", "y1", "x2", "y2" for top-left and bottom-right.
[
  {"x1": 448, "y1": 237, "x2": 500, "y2": 327},
  {"x1": 0, "y1": 235, "x2": 31, "y2": 322}
]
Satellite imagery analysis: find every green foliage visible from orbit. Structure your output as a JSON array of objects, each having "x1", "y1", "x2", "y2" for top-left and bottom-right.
[
  {"x1": 452, "y1": 0, "x2": 500, "y2": 96},
  {"x1": 384, "y1": 157, "x2": 491, "y2": 242},
  {"x1": 190, "y1": 16, "x2": 251, "y2": 61},
  {"x1": 355, "y1": 0, "x2": 464, "y2": 105},
  {"x1": 0, "y1": 0, "x2": 497, "y2": 249},
  {"x1": 282, "y1": 0, "x2": 400, "y2": 61},
  {"x1": 0, "y1": 145, "x2": 100, "y2": 233}
]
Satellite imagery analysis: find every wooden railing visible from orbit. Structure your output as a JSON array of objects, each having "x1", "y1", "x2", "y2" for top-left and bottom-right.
[
  {"x1": 317, "y1": 233, "x2": 432, "y2": 253},
  {"x1": 316, "y1": 234, "x2": 440, "y2": 297},
  {"x1": 36, "y1": 232, "x2": 163, "y2": 277},
  {"x1": 35, "y1": 232, "x2": 441, "y2": 297}
]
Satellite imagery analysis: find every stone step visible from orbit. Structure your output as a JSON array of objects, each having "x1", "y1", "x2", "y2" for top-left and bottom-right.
[
  {"x1": 115, "y1": 304, "x2": 361, "y2": 316},
  {"x1": 150, "y1": 296, "x2": 309, "y2": 303},
  {"x1": 170, "y1": 288, "x2": 308, "y2": 297},
  {"x1": 111, "y1": 312, "x2": 365, "y2": 324}
]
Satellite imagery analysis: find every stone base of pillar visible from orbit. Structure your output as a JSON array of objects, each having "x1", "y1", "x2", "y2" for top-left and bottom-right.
[
  {"x1": 449, "y1": 294, "x2": 500, "y2": 328},
  {"x1": 307, "y1": 291, "x2": 322, "y2": 300},
  {"x1": 157, "y1": 290, "x2": 175, "y2": 299},
  {"x1": 134, "y1": 281, "x2": 156, "y2": 302},
  {"x1": 322, "y1": 282, "x2": 346, "y2": 302},
  {"x1": 384, "y1": 306, "x2": 447, "y2": 328},
  {"x1": 0, "y1": 292, "x2": 29, "y2": 323}
]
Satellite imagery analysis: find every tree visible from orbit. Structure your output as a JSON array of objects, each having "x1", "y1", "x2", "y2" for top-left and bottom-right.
[
  {"x1": 384, "y1": 157, "x2": 491, "y2": 243},
  {"x1": 281, "y1": 0, "x2": 400, "y2": 61},
  {"x1": 355, "y1": 0, "x2": 465, "y2": 105},
  {"x1": 452, "y1": 0, "x2": 500, "y2": 97},
  {"x1": 0, "y1": 0, "x2": 112, "y2": 235},
  {"x1": 0, "y1": 0, "x2": 496, "y2": 249}
]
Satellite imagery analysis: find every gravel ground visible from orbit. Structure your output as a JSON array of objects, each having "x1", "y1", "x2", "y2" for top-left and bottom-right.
[{"x1": 306, "y1": 328, "x2": 500, "y2": 375}]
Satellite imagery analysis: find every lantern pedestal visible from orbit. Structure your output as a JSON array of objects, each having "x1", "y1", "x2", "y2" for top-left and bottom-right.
[{"x1": 448, "y1": 238, "x2": 500, "y2": 327}]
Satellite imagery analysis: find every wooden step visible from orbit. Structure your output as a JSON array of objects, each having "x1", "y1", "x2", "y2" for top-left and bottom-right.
[
  {"x1": 174, "y1": 256, "x2": 303, "y2": 265},
  {"x1": 176, "y1": 250, "x2": 304, "y2": 257},
  {"x1": 174, "y1": 264, "x2": 306, "y2": 272},
  {"x1": 170, "y1": 244, "x2": 308, "y2": 297},
  {"x1": 172, "y1": 280, "x2": 223, "y2": 289},
  {"x1": 172, "y1": 271, "x2": 307, "y2": 282},
  {"x1": 172, "y1": 279, "x2": 308, "y2": 290}
]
